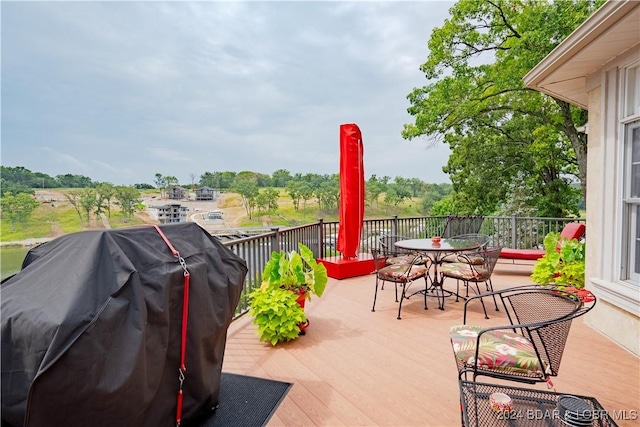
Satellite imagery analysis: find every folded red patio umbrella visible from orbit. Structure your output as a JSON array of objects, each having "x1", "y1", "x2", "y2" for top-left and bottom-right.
[{"x1": 337, "y1": 123, "x2": 365, "y2": 259}]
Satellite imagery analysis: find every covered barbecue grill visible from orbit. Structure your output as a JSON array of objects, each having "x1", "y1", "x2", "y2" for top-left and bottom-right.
[{"x1": 1, "y1": 222, "x2": 247, "y2": 427}]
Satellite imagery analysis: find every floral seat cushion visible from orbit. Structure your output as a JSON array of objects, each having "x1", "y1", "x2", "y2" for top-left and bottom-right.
[
  {"x1": 440, "y1": 263, "x2": 489, "y2": 281},
  {"x1": 441, "y1": 253, "x2": 484, "y2": 265},
  {"x1": 378, "y1": 263, "x2": 427, "y2": 282},
  {"x1": 449, "y1": 325, "x2": 544, "y2": 378}
]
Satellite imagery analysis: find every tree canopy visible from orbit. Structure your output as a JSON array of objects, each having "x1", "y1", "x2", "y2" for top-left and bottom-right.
[
  {"x1": 403, "y1": 0, "x2": 603, "y2": 217},
  {"x1": 0, "y1": 192, "x2": 40, "y2": 231}
]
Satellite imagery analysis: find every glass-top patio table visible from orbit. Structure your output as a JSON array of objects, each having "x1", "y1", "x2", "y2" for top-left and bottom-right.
[
  {"x1": 459, "y1": 380, "x2": 619, "y2": 427},
  {"x1": 394, "y1": 238, "x2": 480, "y2": 310}
]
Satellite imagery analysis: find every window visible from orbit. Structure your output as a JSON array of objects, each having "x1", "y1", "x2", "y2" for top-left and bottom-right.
[{"x1": 623, "y1": 121, "x2": 640, "y2": 284}]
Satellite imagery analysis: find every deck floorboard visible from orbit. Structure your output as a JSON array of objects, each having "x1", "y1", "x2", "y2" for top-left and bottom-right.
[{"x1": 222, "y1": 263, "x2": 640, "y2": 426}]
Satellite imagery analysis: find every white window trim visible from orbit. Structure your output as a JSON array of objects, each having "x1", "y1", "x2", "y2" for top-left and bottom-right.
[
  {"x1": 589, "y1": 64, "x2": 640, "y2": 315},
  {"x1": 623, "y1": 121, "x2": 640, "y2": 283},
  {"x1": 591, "y1": 278, "x2": 640, "y2": 315}
]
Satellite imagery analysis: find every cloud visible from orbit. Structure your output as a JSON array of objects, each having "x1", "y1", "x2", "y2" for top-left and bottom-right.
[{"x1": 1, "y1": 1, "x2": 453, "y2": 186}]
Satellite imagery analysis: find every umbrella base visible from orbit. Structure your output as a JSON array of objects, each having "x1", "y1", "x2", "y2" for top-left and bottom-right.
[{"x1": 318, "y1": 253, "x2": 379, "y2": 280}]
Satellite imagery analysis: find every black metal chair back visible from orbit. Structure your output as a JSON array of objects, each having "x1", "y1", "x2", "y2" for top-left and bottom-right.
[
  {"x1": 441, "y1": 215, "x2": 485, "y2": 238},
  {"x1": 454, "y1": 285, "x2": 596, "y2": 384},
  {"x1": 378, "y1": 235, "x2": 411, "y2": 256}
]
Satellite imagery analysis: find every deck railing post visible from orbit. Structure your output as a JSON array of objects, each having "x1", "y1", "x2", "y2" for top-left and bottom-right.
[
  {"x1": 511, "y1": 216, "x2": 518, "y2": 248},
  {"x1": 318, "y1": 218, "x2": 324, "y2": 258},
  {"x1": 392, "y1": 215, "x2": 398, "y2": 236},
  {"x1": 270, "y1": 228, "x2": 280, "y2": 252}
]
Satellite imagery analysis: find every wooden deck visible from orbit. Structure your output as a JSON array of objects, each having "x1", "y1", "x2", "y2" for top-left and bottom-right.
[{"x1": 222, "y1": 262, "x2": 640, "y2": 426}]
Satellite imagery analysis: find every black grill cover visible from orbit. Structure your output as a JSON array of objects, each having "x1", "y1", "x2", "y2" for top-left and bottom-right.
[{"x1": 1, "y1": 222, "x2": 247, "y2": 427}]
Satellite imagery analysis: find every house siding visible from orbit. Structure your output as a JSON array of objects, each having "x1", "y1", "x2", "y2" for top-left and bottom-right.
[
  {"x1": 525, "y1": 1, "x2": 640, "y2": 356},
  {"x1": 584, "y1": 53, "x2": 639, "y2": 357}
]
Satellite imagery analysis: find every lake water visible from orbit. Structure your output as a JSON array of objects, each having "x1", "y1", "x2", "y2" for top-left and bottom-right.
[{"x1": 1, "y1": 246, "x2": 29, "y2": 281}]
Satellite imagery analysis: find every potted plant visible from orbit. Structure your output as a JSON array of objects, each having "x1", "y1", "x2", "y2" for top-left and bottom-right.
[
  {"x1": 531, "y1": 231, "x2": 591, "y2": 301},
  {"x1": 248, "y1": 243, "x2": 328, "y2": 345},
  {"x1": 248, "y1": 287, "x2": 307, "y2": 346}
]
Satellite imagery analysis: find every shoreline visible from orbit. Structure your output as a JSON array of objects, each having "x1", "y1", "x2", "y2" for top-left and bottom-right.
[{"x1": 0, "y1": 238, "x2": 55, "y2": 248}]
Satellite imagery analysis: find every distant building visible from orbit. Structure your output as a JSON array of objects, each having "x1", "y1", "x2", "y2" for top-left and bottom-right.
[
  {"x1": 148, "y1": 204, "x2": 189, "y2": 224},
  {"x1": 167, "y1": 186, "x2": 188, "y2": 200},
  {"x1": 195, "y1": 186, "x2": 220, "y2": 201},
  {"x1": 207, "y1": 210, "x2": 223, "y2": 220}
]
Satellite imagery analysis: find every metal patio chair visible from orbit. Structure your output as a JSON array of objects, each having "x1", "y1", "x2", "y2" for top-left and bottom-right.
[
  {"x1": 371, "y1": 244, "x2": 431, "y2": 320},
  {"x1": 439, "y1": 246, "x2": 501, "y2": 318},
  {"x1": 449, "y1": 285, "x2": 596, "y2": 386}
]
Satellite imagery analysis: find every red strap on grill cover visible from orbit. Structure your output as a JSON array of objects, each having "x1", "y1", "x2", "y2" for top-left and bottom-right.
[{"x1": 153, "y1": 226, "x2": 190, "y2": 426}]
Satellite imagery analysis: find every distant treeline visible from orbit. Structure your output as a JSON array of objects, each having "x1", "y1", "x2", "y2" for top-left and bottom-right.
[
  {"x1": 1, "y1": 166, "x2": 455, "y2": 215},
  {"x1": 0, "y1": 166, "x2": 155, "y2": 195}
]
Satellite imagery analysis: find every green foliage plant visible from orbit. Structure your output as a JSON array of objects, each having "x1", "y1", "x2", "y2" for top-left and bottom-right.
[
  {"x1": 248, "y1": 243, "x2": 328, "y2": 345},
  {"x1": 260, "y1": 243, "x2": 328, "y2": 300},
  {"x1": 248, "y1": 287, "x2": 307, "y2": 346},
  {"x1": 531, "y1": 232, "x2": 586, "y2": 289}
]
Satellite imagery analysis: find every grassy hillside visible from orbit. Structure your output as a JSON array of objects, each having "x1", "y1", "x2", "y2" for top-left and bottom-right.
[
  {"x1": 1, "y1": 188, "x2": 423, "y2": 242},
  {"x1": 0, "y1": 194, "x2": 147, "y2": 243},
  {"x1": 232, "y1": 189, "x2": 423, "y2": 228}
]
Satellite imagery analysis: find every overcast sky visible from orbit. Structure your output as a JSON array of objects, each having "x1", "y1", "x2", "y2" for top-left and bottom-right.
[{"x1": 2, "y1": 1, "x2": 454, "y2": 186}]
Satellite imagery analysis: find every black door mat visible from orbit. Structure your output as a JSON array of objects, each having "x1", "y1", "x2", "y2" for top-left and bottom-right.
[{"x1": 190, "y1": 372, "x2": 292, "y2": 427}]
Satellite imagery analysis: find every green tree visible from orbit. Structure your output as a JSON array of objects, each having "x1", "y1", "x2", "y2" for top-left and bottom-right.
[
  {"x1": 255, "y1": 188, "x2": 279, "y2": 214},
  {"x1": 1, "y1": 166, "x2": 56, "y2": 189},
  {"x1": 0, "y1": 192, "x2": 40, "y2": 231},
  {"x1": 165, "y1": 176, "x2": 179, "y2": 188},
  {"x1": 154, "y1": 173, "x2": 167, "y2": 198},
  {"x1": 199, "y1": 172, "x2": 220, "y2": 188},
  {"x1": 406, "y1": 178, "x2": 426, "y2": 197},
  {"x1": 134, "y1": 183, "x2": 154, "y2": 190},
  {"x1": 95, "y1": 183, "x2": 116, "y2": 218},
  {"x1": 366, "y1": 175, "x2": 385, "y2": 208},
  {"x1": 263, "y1": 188, "x2": 280, "y2": 212},
  {"x1": 33, "y1": 172, "x2": 57, "y2": 189},
  {"x1": 256, "y1": 192, "x2": 269, "y2": 214},
  {"x1": 63, "y1": 190, "x2": 84, "y2": 223},
  {"x1": 233, "y1": 178, "x2": 259, "y2": 219},
  {"x1": 315, "y1": 178, "x2": 339, "y2": 212},
  {"x1": 272, "y1": 169, "x2": 292, "y2": 187},
  {"x1": 299, "y1": 182, "x2": 314, "y2": 212},
  {"x1": 79, "y1": 188, "x2": 98, "y2": 225},
  {"x1": 403, "y1": 0, "x2": 601, "y2": 217},
  {"x1": 219, "y1": 172, "x2": 237, "y2": 189},
  {"x1": 114, "y1": 186, "x2": 142, "y2": 221},
  {"x1": 0, "y1": 180, "x2": 34, "y2": 197},
  {"x1": 255, "y1": 173, "x2": 272, "y2": 188},
  {"x1": 430, "y1": 194, "x2": 454, "y2": 216},
  {"x1": 385, "y1": 182, "x2": 412, "y2": 208},
  {"x1": 420, "y1": 183, "x2": 453, "y2": 214},
  {"x1": 285, "y1": 180, "x2": 303, "y2": 212},
  {"x1": 56, "y1": 174, "x2": 93, "y2": 188},
  {"x1": 200, "y1": 171, "x2": 236, "y2": 189}
]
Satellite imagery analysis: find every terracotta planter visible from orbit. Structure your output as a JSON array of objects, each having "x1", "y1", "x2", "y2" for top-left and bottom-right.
[
  {"x1": 295, "y1": 289, "x2": 306, "y2": 309},
  {"x1": 293, "y1": 289, "x2": 310, "y2": 334}
]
